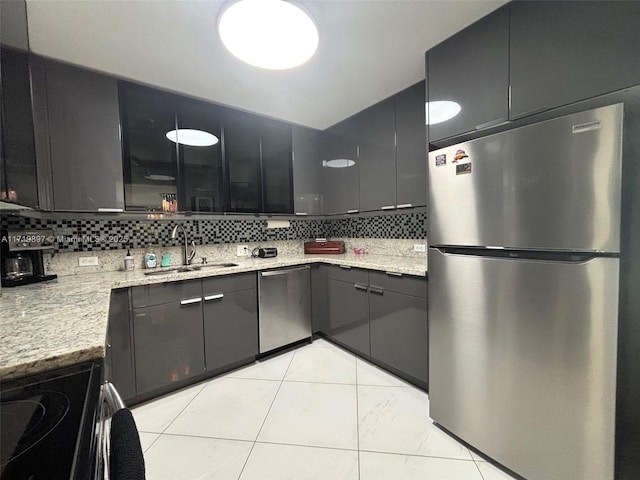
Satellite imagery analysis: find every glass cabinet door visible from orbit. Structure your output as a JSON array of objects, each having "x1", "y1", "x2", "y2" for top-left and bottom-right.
[
  {"x1": 176, "y1": 99, "x2": 224, "y2": 212},
  {"x1": 224, "y1": 109, "x2": 261, "y2": 213},
  {"x1": 261, "y1": 119, "x2": 293, "y2": 214},
  {"x1": 121, "y1": 83, "x2": 178, "y2": 211}
]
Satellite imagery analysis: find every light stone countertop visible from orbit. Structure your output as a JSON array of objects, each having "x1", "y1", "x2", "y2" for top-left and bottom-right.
[{"x1": 0, "y1": 253, "x2": 427, "y2": 381}]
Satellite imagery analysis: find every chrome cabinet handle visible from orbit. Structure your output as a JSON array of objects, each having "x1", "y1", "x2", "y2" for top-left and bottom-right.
[
  {"x1": 385, "y1": 271, "x2": 403, "y2": 277},
  {"x1": 204, "y1": 293, "x2": 224, "y2": 301},
  {"x1": 354, "y1": 283, "x2": 368, "y2": 291},
  {"x1": 260, "y1": 265, "x2": 310, "y2": 277},
  {"x1": 180, "y1": 297, "x2": 202, "y2": 305},
  {"x1": 339, "y1": 265, "x2": 351, "y2": 270},
  {"x1": 381, "y1": 205, "x2": 396, "y2": 210},
  {"x1": 396, "y1": 203, "x2": 413, "y2": 209},
  {"x1": 369, "y1": 286, "x2": 384, "y2": 295}
]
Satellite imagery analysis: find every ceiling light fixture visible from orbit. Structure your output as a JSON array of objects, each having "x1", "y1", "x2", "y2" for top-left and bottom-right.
[
  {"x1": 426, "y1": 101, "x2": 462, "y2": 125},
  {"x1": 166, "y1": 129, "x2": 219, "y2": 147},
  {"x1": 323, "y1": 159, "x2": 355, "y2": 168},
  {"x1": 218, "y1": 0, "x2": 319, "y2": 70}
]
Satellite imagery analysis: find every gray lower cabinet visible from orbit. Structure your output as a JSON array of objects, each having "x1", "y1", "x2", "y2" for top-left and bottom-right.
[
  {"x1": 329, "y1": 266, "x2": 370, "y2": 355},
  {"x1": 131, "y1": 279, "x2": 205, "y2": 395},
  {"x1": 34, "y1": 57, "x2": 124, "y2": 211},
  {"x1": 368, "y1": 272, "x2": 428, "y2": 385},
  {"x1": 310, "y1": 264, "x2": 330, "y2": 335},
  {"x1": 328, "y1": 266, "x2": 428, "y2": 386},
  {"x1": 106, "y1": 288, "x2": 135, "y2": 401},
  {"x1": 510, "y1": 1, "x2": 640, "y2": 119},
  {"x1": 202, "y1": 273, "x2": 258, "y2": 370}
]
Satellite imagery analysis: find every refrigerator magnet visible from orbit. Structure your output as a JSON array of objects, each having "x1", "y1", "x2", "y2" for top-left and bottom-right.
[
  {"x1": 456, "y1": 163, "x2": 472, "y2": 175},
  {"x1": 435, "y1": 154, "x2": 447, "y2": 166},
  {"x1": 452, "y1": 149, "x2": 469, "y2": 164}
]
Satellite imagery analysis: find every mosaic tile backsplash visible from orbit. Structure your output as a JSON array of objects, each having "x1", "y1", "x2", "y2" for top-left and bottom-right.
[{"x1": 0, "y1": 212, "x2": 427, "y2": 253}]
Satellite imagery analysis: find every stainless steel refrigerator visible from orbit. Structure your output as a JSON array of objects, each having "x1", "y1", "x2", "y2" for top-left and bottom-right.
[{"x1": 428, "y1": 103, "x2": 624, "y2": 480}]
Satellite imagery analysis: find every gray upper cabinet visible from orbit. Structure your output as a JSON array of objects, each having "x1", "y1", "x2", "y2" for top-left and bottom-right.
[
  {"x1": 358, "y1": 97, "x2": 396, "y2": 212},
  {"x1": 42, "y1": 59, "x2": 124, "y2": 211},
  {"x1": 427, "y1": 6, "x2": 509, "y2": 142},
  {"x1": 510, "y1": 1, "x2": 640, "y2": 119},
  {"x1": 292, "y1": 125, "x2": 323, "y2": 215},
  {"x1": 321, "y1": 117, "x2": 359, "y2": 214},
  {"x1": 395, "y1": 81, "x2": 427, "y2": 207}
]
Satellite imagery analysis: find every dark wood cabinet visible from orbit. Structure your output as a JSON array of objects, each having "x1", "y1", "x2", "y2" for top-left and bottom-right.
[
  {"x1": 121, "y1": 83, "x2": 179, "y2": 212},
  {"x1": 39, "y1": 59, "x2": 123, "y2": 211},
  {"x1": 321, "y1": 117, "x2": 359, "y2": 214},
  {"x1": 202, "y1": 273, "x2": 258, "y2": 370},
  {"x1": 358, "y1": 97, "x2": 396, "y2": 211},
  {"x1": 395, "y1": 81, "x2": 427, "y2": 207},
  {"x1": 510, "y1": 1, "x2": 640, "y2": 119},
  {"x1": 426, "y1": 6, "x2": 509, "y2": 142}
]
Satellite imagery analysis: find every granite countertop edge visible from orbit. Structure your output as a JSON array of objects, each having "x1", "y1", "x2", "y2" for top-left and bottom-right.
[{"x1": 0, "y1": 253, "x2": 427, "y2": 381}]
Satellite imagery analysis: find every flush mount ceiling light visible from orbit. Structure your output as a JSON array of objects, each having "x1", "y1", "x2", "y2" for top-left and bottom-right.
[
  {"x1": 166, "y1": 129, "x2": 219, "y2": 147},
  {"x1": 218, "y1": 0, "x2": 319, "y2": 70},
  {"x1": 426, "y1": 101, "x2": 462, "y2": 125},
  {"x1": 323, "y1": 159, "x2": 355, "y2": 168}
]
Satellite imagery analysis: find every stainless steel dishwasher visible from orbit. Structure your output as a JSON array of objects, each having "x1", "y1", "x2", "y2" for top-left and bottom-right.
[{"x1": 258, "y1": 265, "x2": 311, "y2": 353}]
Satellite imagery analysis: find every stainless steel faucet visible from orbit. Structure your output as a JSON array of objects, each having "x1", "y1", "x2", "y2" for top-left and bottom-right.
[{"x1": 171, "y1": 224, "x2": 196, "y2": 265}]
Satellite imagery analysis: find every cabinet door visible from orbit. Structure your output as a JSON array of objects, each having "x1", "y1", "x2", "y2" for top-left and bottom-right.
[
  {"x1": 395, "y1": 81, "x2": 427, "y2": 207},
  {"x1": 44, "y1": 60, "x2": 124, "y2": 211},
  {"x1": 225, "y1": 109, "x2": 262, "y2": 213},
  {"x1": 133, "y1": 299, "x2": 205, "y2": 395},
  {"x1": 292, "y1": 125, "x2": 323, "y2": 215},
  {"x1": 329, "y1": 278, "x2": 370, "y2": 355},
  {"x1": 510, "y1": 1, "x2": 640, "y2": 119},
  {"x1": 176, "y1": 98, "x2": 224, "y2": 213},
  {"x1": 369, "y1": 288, "x2": 428, "y2": 384},
  {"x1": 321, "y1": 117, "x2": 359, "y2": 214},
  {"x1": 106, "y1": 288, "x2": 135, "y2": 401},
  {"x1": 261, "y1": 119, "x2": 293, "y2": 214},
  {"x1": 121, "y1": 83, "x2": 179, "y2": 211},
  {"x1": 311, "y1": 264, "x2": 330, "y2": 335},
  {"x1": 0, "y1": 47, "x2": 38, "y2": 207},
  {"x1": 203, "y1": 286, "x2": 258, "y2": 370},
  {"x1": 358, "y1": 97, "x2": 396, "y2": 211},
  {"x1": 427, "y1": 6, "x2": 509, "y2": 141}
]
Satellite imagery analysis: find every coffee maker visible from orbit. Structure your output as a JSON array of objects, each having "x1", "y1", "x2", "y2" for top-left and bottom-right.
[{"x1": 1, "y1": 229, "x2": 57, "y2": 287}]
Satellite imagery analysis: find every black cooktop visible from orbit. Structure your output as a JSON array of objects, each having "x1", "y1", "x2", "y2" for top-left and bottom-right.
[{"x1": 0, "y1": 363, "x2": 96, "y2": 480}]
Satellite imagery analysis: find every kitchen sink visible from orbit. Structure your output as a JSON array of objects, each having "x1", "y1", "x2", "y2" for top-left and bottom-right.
[{"x1": 143, "y1": 263, "x2": 238, "y2": 276}]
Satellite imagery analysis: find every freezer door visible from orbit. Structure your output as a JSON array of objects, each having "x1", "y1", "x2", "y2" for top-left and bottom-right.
[
  {"x1": 428, "y1": 248, "x2": 618, "y2": 480},
  {"x1": 428, "y1": 103, "x2": 622, "y2": 252}
]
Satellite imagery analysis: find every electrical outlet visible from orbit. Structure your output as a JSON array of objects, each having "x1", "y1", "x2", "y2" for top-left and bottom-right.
[
  {"x1": 78, "y1": 256, "x2": 99, "y2": 266},
  {"x1": 413, "y1": 244, "x2": 426, "y2": 253},
  {"x1": 236, "y1": 245, "x2": 249, "y2": 256}
]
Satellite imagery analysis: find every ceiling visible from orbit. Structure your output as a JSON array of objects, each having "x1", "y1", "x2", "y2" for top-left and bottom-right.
[{"x1": 25, "y1": 0, "x2": 506, "y2": 130}]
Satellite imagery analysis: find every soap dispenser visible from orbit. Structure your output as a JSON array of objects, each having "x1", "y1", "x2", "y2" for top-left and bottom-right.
[{"x1": 124, "y1": 248, "x2": 135, "y2": 271}]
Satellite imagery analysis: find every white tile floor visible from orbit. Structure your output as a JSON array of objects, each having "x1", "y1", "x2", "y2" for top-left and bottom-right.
[{"x1": 132, "y1": 338, "x2": 519, "y2": 480}]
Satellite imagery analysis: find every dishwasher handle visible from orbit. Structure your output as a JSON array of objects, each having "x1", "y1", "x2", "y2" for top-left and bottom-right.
[{"x1": 260, "y1": 265, "x2": 310, "y2": 277}]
